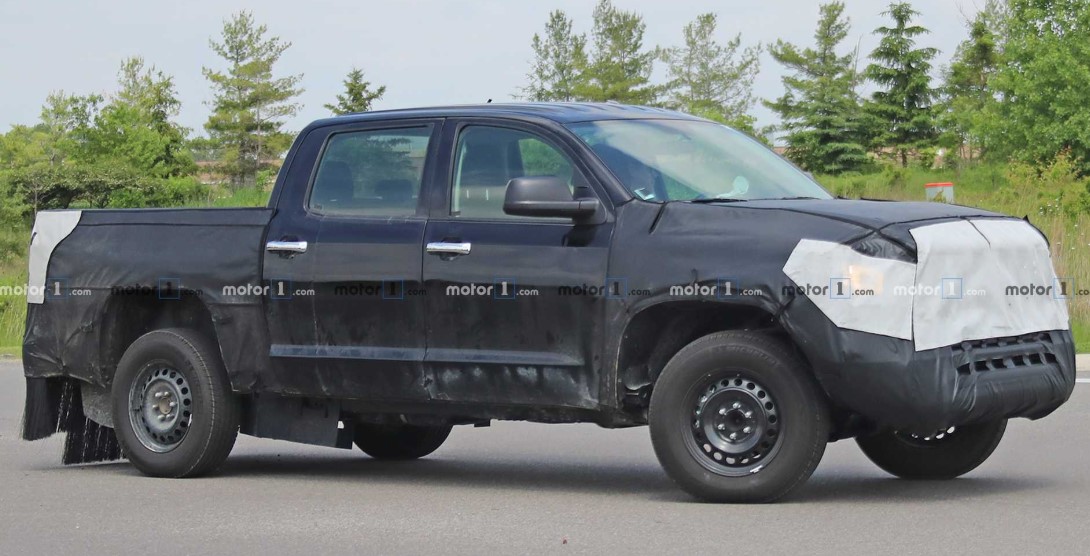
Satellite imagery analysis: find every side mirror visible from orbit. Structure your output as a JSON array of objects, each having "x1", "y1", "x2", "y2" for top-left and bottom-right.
[{"x1": 503, "y1": 176, "x2": 601, "y2": 221}]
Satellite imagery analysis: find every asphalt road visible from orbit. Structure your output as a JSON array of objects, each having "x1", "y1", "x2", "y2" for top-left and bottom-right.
[{"x1": 2, "y1": 359, "x2": 1089, "y2": 555}]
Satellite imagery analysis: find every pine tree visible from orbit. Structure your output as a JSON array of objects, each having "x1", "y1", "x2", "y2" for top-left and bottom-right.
[
  {"x1": 203, "y1": 11, "x2": 303, "y2": 188},
  {"x1": 326, "y1": 68, "x2": 386, "y2": 115},
  {"x1": 765, "y1": 2, "x2": 867, "y2": 174},
  {"x1": 661, "y1": 13, "x2": 762, "y2": 133},
  {"x1": 574, "y1": 0, "x2": 660, "y2": 104},
  {"x1": 864, "y1": 2, "x2": 940, "y2": 167},
  {"x1": 522, "y1": 10, "x2": 587, "y2": 102}
]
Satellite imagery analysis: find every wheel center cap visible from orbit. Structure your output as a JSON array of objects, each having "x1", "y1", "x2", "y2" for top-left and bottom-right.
[
  {"x1": 717, "y1": 408, "x2": 752, "y2": 436},
  {"x1": 715, "y1": 406, "x2": 757, "y2": 441}
]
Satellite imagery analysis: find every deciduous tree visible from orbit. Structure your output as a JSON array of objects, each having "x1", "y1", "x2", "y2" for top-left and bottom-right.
[
  {"x1": 988, "y1": 0, "x2": 1090, "y2": 173},
  {"x1": 84, "y1": 57, "x2": 195, "y2": 178},
  {"x1": 940, "y1": 5, "x2": 1001, "y2": 161}
]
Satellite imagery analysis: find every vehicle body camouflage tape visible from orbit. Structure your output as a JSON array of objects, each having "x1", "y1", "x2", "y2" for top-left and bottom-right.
[{"x1": 784, "y1": 219, "x2": 1069, "y2": 351}]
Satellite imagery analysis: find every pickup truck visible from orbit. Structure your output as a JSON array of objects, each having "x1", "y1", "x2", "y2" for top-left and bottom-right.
[{"x1": 21, "y1": 103, "x2": 1076, "y2": 502}]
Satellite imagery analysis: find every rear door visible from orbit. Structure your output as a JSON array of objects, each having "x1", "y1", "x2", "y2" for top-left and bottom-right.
[
  {"x1": 263, "y1": 130, "x2": 323, "y2": 388},
  {"x1": 270, "y1": 119, "x2": 442, "y2": 400},
  {"x1": 421, "y1": 118, "x2": 614, "y2": 409}
]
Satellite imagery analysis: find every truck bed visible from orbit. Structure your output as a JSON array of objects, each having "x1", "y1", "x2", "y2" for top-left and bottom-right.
[{"x1": 24, "y1": 207, "x2": 273, "y2": 387}]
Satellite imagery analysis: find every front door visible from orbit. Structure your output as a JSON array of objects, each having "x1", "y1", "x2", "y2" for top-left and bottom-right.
[{"x1": 422, "y1": 120, "x2": 613, "y2": 409}]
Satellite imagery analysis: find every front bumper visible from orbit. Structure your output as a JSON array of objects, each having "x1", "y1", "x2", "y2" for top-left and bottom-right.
[{"x1": 784, "y1": 301, "x2": 1076, "y2": 433}]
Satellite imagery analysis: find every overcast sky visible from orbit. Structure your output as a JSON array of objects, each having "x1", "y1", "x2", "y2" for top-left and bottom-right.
[{"x1": 0, "y1": 0, "x2": 983, "y2": 136}]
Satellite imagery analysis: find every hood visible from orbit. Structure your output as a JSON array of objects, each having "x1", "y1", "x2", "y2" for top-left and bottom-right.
[
  {"x1": 644, "y1": 198, "x2": 1021, "y2": 261},
  {"x1": 732, "y1": 199, "x2": 1003, "y2": 230}
]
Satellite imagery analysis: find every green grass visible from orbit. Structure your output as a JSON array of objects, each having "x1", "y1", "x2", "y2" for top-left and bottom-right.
[
  {"x1": 199, "y1": 185, "x2": 271, "y2": 208},
  {"x1": 0, "y1": 262, "x2": 26, "y2": 350},
  {"x1": 1074, "y1": 321, "x2": 1090, "y2": 354}
]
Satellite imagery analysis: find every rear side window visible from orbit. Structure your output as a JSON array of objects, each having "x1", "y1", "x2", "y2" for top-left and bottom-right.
[
  {"x1": 451, "y1": 126, "x2": 578, "y2": 219},
  {"x1": 309, "y1": 126, "x2": 433, "y2": 216}
]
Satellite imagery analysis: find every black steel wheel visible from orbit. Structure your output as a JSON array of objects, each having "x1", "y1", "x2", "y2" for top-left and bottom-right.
[
  {"x1": 354, "y1": 423, "x2": 452, "y2": 460},
  {"x1": 129, "y1": 365, "x2": 195, "y2": 453},
  {"x1": 650, "y1": 331, "x2": 830, "y2": 503},
  {"x1": 111, "y1": 328, "x2": 240, "y2": 477},
  {"x1": 856, "y1": 420, "x2": 1007, "y2": 479},
  {"x1": 687, "y1": 376, "x2": 783, "y2": 476}
]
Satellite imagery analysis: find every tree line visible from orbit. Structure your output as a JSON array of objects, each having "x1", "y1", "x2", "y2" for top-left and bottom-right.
[
  {"x1": 524, "y1": 0, "x2": 1090, "y2": 179},
  {"x1": 0, "y1": 11, "x2": 383, "y2": 222},
  {"x1": 2, "y1": 0, "x2": 1089, "y2": 228}
]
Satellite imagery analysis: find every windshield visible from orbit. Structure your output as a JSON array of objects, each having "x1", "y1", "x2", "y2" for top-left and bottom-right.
[{"x1": 566, "y1": 119, "x2": 831, "y2": 202}]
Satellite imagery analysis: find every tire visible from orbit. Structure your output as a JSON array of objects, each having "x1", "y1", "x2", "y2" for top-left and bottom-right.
[
  {"x1": 856, "y1": 420, "x2": 1006, "y2": 479},
  {"x1": 110, "y1": 328, "x2": 240, "y2": 477},
  {"x1": 649, "y1": 331, "x2": 830, "y2": 503},
  {"x1": 354, "y1": 423, "x2": 452, "y2": 460}
]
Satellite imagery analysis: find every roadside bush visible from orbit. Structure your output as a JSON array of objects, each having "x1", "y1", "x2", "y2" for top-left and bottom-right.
[
  {"x1": 7, "y1": 163, "x2": 208, "y2": 212},
  {"x1": 107, "y1": 175, "x2": 207, "y2": 208},
  {"x1": 1006, "y1": 151, "x2": 1090, "y2": 220},
  {"x1": 881, "y1": 164, "x2": 909, "y2": 188},
  {"x1": 829, "y1": 173, "x2": 867, "y2": 198}
]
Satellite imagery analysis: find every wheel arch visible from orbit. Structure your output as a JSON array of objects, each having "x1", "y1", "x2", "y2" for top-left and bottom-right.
[
  {"x1": 613, "y1": 299, "x2": 815, "y2": 412},
  {"x1": 98, "y1": 291, "x2": 221, "y2": 387}
]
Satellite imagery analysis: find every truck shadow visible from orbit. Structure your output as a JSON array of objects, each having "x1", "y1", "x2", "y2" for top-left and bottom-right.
[
  {"x1": 789, "y1": 474, "x2": 1054, "y2": 504},
  {"x1": 218, "y1": 452, "x2": 679, "y2": 497},
  {"x1": 211, "y1": 452, "x2": 1053, "y2": 504}
]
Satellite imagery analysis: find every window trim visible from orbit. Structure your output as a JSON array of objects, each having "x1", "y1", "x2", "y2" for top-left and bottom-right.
[
  {"x1": 433, "y1": 118, "x2": 608, "y2": 225},
  {"x1": 303, "y1": 119, "x2": 442, "y2": 221}
]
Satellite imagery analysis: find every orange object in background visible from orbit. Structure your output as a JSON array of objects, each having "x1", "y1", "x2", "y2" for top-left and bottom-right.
[{"x1": 925, "y1": 182, "x2": 955, "y2": 202}]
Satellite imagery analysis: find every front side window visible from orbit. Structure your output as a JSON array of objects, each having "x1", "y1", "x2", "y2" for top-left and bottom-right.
[
  {"x1": 309, "y1": 126, "x2": 433, "y2": 216},
  {"x1": 451, "y1": 126, "x2": 579, "y2": 219},
  {"x1": 566, "y1": 119, "x2": 831, "y2": 202}
]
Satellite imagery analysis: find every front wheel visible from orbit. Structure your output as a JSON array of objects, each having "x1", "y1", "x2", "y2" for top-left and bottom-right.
[
  {"x1": 649, "y1": 331, "x2": 831, "y2": 503},
  {"x1": 111, "y1": 328, "x2": 240, "y2": 477},
  {"x1": 856, "y1": 420, "x2": 1007, "y2": 479},
  {"x1": 354, "y1": 423, "x2": 452, "y2": 460}
]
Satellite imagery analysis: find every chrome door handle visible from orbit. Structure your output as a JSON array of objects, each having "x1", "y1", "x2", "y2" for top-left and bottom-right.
[
  {"x1": 426, "y1": 241, "x2": 472, "y2": 256},
  {"x1": 266, "y1": 240, "x2": 308, "y2": 254}
]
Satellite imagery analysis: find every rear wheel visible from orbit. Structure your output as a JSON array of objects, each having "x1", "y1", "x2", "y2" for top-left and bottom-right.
[
  {"x1": 856, "y1": 420, "x2": 1006, "y2": 479},
  {"x1": 111, "y1": 328, "x2": 240, "y2": 477},
  {"x1": 649, "y1": 331, "x2": 830, "y2": 503},
  {"x1": 354, "y1": 423, "x2": 452, "y2": 460}
]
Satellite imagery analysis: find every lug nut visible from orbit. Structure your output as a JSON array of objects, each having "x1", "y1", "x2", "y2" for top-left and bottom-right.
[
  {"x1": 169, "y1": 401, "x2": 176, "y2": 408},
  {"x1": 154, "y1": 392, "x2": 163, "y2": 399},
  {"x1": 717, "y1": 424, "x2": 726, "y2": 431},
  {"x1": 732, "y1": 402, "x2": 741, "y2": 410},
  {"x1": 718, "y1": 408, "x2": 727, "y2": 416},
  {"x1": 729, "y1": 432, "x2": 738, "y2": 440},
  {"x1": 744, "y1": 411, "x2": 753, "y2": 419},
  {"x1": 743, "y1": 426, "x2": 752, "y2": 434},
  {"x1": 157, "y1": 415, "x2": 166, "y2": 421}
]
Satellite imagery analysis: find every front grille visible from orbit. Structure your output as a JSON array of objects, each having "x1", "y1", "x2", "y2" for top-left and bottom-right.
[{"x1": 952, "y1": 332, "x2": 1058, "y2": 375}]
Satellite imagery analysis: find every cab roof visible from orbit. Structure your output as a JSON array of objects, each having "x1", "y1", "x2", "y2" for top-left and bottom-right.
[{"x1": 306, "y1": 102, "x2": 703, "y2": 128}]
